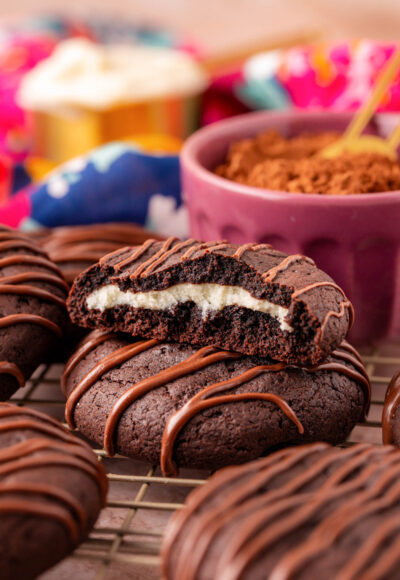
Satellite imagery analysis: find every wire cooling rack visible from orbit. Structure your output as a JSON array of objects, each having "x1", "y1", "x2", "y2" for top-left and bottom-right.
[{"x1": 8, "y1": 340, "x2": 400, "y2": 580}]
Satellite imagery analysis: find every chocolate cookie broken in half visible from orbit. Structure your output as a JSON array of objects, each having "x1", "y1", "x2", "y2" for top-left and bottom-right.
[{"x1": 68, "y1": 238, "x2": 353, "y2": 365}]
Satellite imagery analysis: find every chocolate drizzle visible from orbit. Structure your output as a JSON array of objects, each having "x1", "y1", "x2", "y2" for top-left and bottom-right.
[
  {"x1": 111, "y1": 238, "x2": 158, "y2": 271},
  {"x1": 232, "y1": 243, "x2": 271, "y2": 260},
  {"x1": 0, "y1": 282, "x2": 66, "y2": 309},
  {"x1": 92, "y1": 237, "x2": 353, "y2": 346},
  {"x1": 160, "y1": 362, "x2": 304, "y2": 477},
  {"x1": 161, "y1": 442, "x2": 400, "y2": 580},
  {"x1": 130, "y1": 237, "x2": 177, "y2": 278},
  {"x1": 180, "y1": 240, "x2": 230, "y2": 261},
  {"x1": 61, "y1": 329, "x2": 114, "y2": 395},
  {"x1": 0, "y1": 228, "x2": 68, "y2": 388},
  {"x1": 309, "y1": 342, "x2": 370, "y2": 417},
  {"x1": 293, "y1": 280, "x2": 355, "y2": 331},
  {"x1": 382, "y1": 370, "x2": 400, "y2": 444},
  {"x1": 0, "y1": 403, "x2": 107, "y2": 544},
  {"x1": 0, "y1": 313, "x2": 62, "y2": 338},
  {"x1": 65, "y1": 338, "x2": 160, "y2": 429},
  {"x1": 0, "y1": 362, "x2": 24, "y2": 388},
  {"x1": 36, "y1": 223, "x2": 164, "y2": 284},
  {"x1": 0, "y1": 239, "x2": 47, "y2": 255},
  {"x1": 64, "y1": 333, "x2": 369, "y2": 477},
  {"x1": 133, "y1": 238, "x2": 195, "y2": 277},
  {"x1": 0, "y1": 254, "x2": 63, "y2": 274},
  {"x1": 262, "y1": 254, "x2": 315, "y2": 282}
]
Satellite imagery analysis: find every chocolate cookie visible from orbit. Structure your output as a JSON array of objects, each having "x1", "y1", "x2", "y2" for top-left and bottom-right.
[
  {"x1": 63, "y1": 331, "x2": 369, "y2": 475},
  {"x1": 0, "y1": 402, "x2": 107, "y2": 580},
  {"x1": 67, "y1": 238, "x2": 353, "y2": 365},
  {"x1": 34, "y1": 222, "x2": 164, "y2": 285},
  {"x1": 162, "y1": 442, "x2": 400, "y2": 580},
  {"x1": 0, "y1": 226, "x2": 68, "y2": 399},
  {"x1": 382, "y1": 370, "x2": 400, "y2": 445}
]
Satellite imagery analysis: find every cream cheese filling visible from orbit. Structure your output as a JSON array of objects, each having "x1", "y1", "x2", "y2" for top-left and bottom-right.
[{"x1": 86, "y1": 283, "x2": 293, "y2": 332}]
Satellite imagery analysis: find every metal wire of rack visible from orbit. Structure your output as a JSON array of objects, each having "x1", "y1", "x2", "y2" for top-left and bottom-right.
[{"x1": 8, "y1": 340, "x2": 400, "y2": 580}]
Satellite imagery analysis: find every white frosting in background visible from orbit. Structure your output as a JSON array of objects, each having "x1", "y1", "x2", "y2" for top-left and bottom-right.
[
  {"x1": 86, "y1": 283, "x2": 293, "y2": 332},
  {"x1": 18, "y1": 38, "x2": 208, "y2": 111}
]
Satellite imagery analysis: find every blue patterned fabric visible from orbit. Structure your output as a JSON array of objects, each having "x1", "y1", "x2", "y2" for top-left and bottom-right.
[
  {"x1": 0, "y1": 142, "x2": 186, "y2": 236},
  {"x1": 31, "y1": 143, "x2": 181, "y2": 227}
]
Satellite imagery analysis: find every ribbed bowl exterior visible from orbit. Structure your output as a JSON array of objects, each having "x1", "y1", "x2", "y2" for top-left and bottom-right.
[{"x1": 182, "y1": 110, "x2": 400, "y2": 344}]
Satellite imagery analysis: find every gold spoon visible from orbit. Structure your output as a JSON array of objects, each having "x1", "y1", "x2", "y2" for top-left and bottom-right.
[{"x1": 321, "y1": 47, "x2": 400, "y2": 160}]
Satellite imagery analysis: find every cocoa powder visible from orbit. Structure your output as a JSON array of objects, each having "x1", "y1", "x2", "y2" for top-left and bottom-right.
[{"x1": 215, "y1": 130, "x2": 400, "y2": 194}]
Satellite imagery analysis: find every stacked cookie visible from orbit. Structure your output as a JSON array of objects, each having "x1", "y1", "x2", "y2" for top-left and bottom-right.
[{"x1": 65, "y1": 238, "x2": 370, "y2": 475}]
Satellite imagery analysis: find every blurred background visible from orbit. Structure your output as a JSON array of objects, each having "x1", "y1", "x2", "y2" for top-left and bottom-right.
[{"x1": 1, "y1": 0, "x2": 400, "y2": 52}]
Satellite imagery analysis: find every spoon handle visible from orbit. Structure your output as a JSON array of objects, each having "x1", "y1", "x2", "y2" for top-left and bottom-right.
[
  {"x1": 345, "y1": 47, "x2": 400, "y2": 141},
  {"x1": 388, "y1": 120, "x2": 400, "y2": 151}
]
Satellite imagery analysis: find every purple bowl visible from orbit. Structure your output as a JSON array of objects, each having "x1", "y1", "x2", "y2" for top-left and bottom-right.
[{"x1": 181, "y1": 110, "x2": 400, "y2": 344}]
